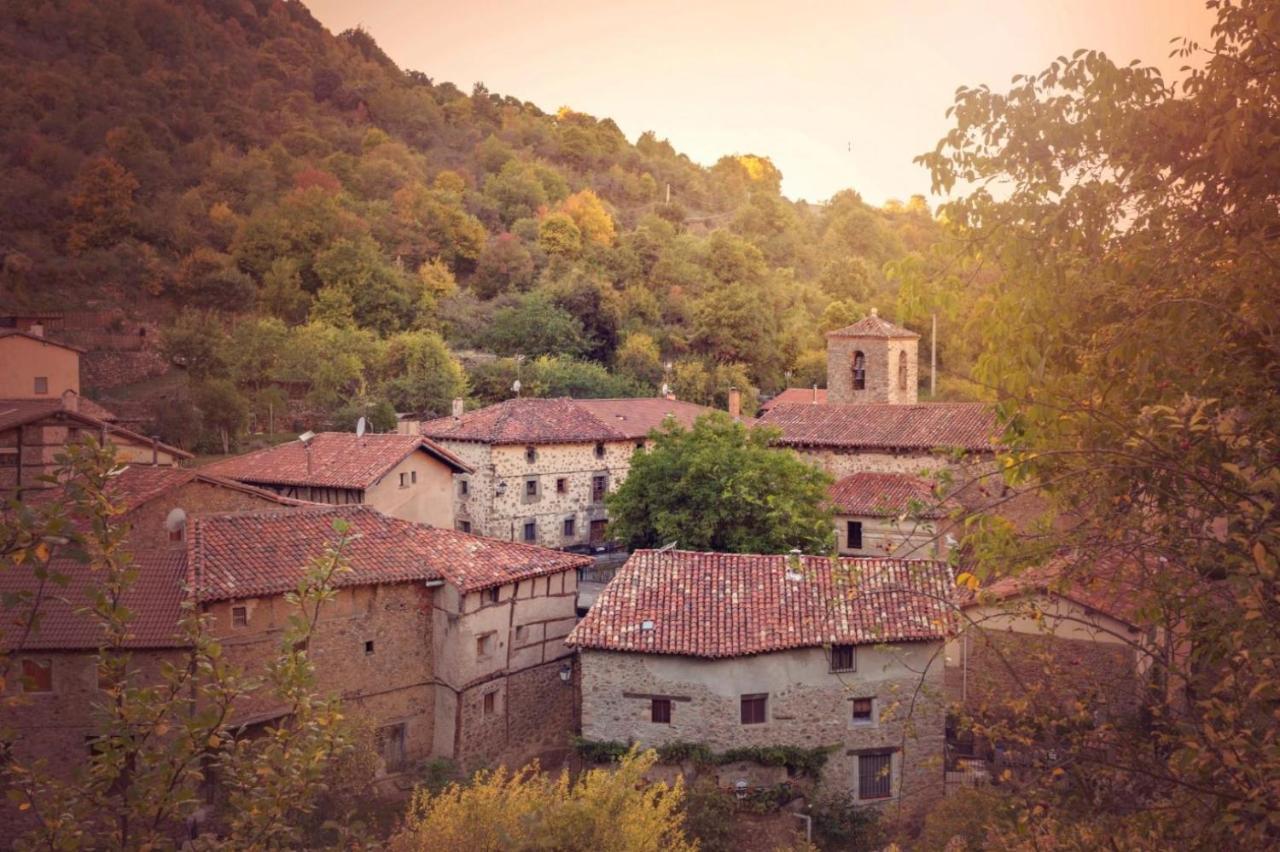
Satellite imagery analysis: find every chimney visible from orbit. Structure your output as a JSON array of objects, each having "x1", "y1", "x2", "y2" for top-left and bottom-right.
[
  {"x1": 29, "y1": 322, "x2": 43, "y2": 338},
  {"x1": 451, "y1": 397, "x2": 464, "y2": 418},
  {"x1": 727, "y1": 387, "x2": 741, "y2": 420},
  {"x1": 61, "y1": 389, "x2": 79, "y2": 412},
  {"x1": 869, "y1": 307, "x2": 879, "y2": 318}
]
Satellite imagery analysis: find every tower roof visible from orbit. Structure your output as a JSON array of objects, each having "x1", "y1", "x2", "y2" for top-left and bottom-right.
[{"x1": 826, "y1": 308, "x2": 919, "y2": 340}]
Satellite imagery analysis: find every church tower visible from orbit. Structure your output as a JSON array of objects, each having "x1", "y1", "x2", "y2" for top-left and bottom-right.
[{"x1": 825, "y1": 308, "x2": 920, "y2": 405}]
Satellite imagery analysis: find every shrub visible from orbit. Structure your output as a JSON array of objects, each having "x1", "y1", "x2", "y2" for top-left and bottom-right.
[
  {"x1": 681, "y1": 777, "x2": 734, "y2": 852},
  {"x1": 810, "y1": 790, "x2": 884, "y2": 851}
]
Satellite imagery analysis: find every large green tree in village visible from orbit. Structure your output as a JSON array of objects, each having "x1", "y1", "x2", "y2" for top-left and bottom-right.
[
  {"x1": 606, "y1": 413, "x2": 834, "y2": 554},
  {"x1": 917, "y1": 1, "x2": 1280, "y2": 845}
]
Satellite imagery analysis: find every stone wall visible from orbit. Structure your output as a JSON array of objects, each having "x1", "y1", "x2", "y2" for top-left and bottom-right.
[
  {"x1": 580, "y1": 643, "x2": 947, "y2": 815},
  {"x1": 209, "y1": 581, "x2": 437, "y2": 773},
  {"x1": 946, "y1": 599, "x2": 1145, "y2": 720},
  {"x1": 444, "y1": 439, "x2": 643, "y2": 546},
  {"x1": 433, "y1": 568, "x2": 581, "y2": 772}
]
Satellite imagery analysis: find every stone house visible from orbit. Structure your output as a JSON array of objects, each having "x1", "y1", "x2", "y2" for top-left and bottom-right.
[
  {"x1": 829, "y1": 472, "x2": 956, "y2": 560},
  {"x1": 568, "y1": 549, "x2": 955, "y2": 813},
  {"x1": 419, "y1": 397, "x2": 714, "y2": 549},
  {"x1": 946, "y1": 562, "x2": 1148, "y2": 723},
  {"x1": 1, "y1": 328, "x2": 190, "y2": 491},
  {"x1": 189, "y1": 504, "x2": 590, "y2": 773},
  {"x1": 202, "y1": 432, "x2": 470, "y2": 527}
]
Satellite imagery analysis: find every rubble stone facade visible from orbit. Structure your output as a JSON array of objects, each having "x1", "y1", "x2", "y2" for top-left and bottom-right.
[{"x1": 579, "y1": 643, "x2": 947, "y2": 814}]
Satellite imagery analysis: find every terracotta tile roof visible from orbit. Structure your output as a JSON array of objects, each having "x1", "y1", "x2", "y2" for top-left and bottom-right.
[
  {"x1": 0, "y1": 399, "x2": 192, "y2": 459},
  {"x1": 963, "y1": 556, "x2": 1155, "y2": 629},
  {"x1": 825, "y1": 310, "x2": 919, "y2": 340},
  {"x1": 567, "y1": 549, "x2": 955, "y2": 658},
  {"x1": 759, "y1": 402, "x2": 998, "y2": 453},
  {"x1": 189, "y1": 505, "x2": 591, "y2": 601},
  {"x1": 0, "y1": 550, "x2": 188, "y2": 650},
  {"x1": 424, "y1": 394, "x2": 716, "y2": 445},
  {"x1": 421, "y1": 397, "x2": 715, "y2": 445},
  {"x1": 760, "y1": 388, "x2": 828, "y2": 412},
  {"x1": 829, "y1": 472, "x2": 951, "y2": 519},
  {"x1": 201, "y1": 432, "x2": 470, "y2": 489},
  {"x1": 77, "y1": 397, "x2": 118, "y2": 422},
  {"x1": 0, "y1": 329, "x2": 85, "y2": 353},
  {"x1": 22, "y1": 466, "x2": 307, "y2": 516}
]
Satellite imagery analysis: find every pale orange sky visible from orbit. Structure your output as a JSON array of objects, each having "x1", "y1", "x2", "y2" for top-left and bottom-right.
[{"x1": 304, "y1": 0, "x2": 1216, "y2": 205}]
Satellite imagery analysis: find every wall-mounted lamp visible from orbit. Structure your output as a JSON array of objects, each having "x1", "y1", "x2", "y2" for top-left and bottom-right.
[{"x1": 559, "y1": 662, "x2": 573, "y2": 683}]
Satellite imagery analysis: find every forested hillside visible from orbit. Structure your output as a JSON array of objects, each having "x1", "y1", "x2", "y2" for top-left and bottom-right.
[{"x1": 0, "y1": 0, "x2": 976, "y2": 451}]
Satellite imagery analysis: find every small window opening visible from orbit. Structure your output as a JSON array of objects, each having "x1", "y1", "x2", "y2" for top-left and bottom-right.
[
  {"x1": 523, "y1": 520, "x2": 536, "y2": 542},
  {"x1": 365, "y1": 640, "x2": 375, "y2": 655},
  {"x1": 525, "y1": 446, "x2": 537, "y2": 463},
  {"x1": 831, "y1": 644, "x2": 856, "y2": 672},
  {"x1": 651, "y1": 697, "x2": 672, "y2": 724},
  {"x1": 525, "y1": 478, "x2": 538, "y2": 497},
  {"x1": 232, "y1": 606, "x2": 248, "y2": 628},
  {"x1": 459, "y1": 479, "x2": 469, "y2": 496},
  {"x1": 859, "y1": 752, "x2": 892, "y2": 799},
  {"x1": 852, "y1": 351, "x2": 866, "y2": 391},
  {"x1": 22, "y1": 659, "x2": 53, "y2": 692},
  {"x1": 34, "y1": 376, "x2": 48, "y2": 395},
  {"x1": 563, "y1": 517, "x2": 575, "y2": 537},
  {"x1": 556, "y1": 477, "x2": 567, "y2": 493},
  {"x1": 594, "y1": 442, "x2": 606, "y2": 458},
  {"x1": 486, "y1": 587, "x2": 500, "y2": 604},
  {"x1": 458, "y1": 520, "x2": 472, "y2": 533},
  {"x1": 847, "y1": 521, "x2": 863, "y2": 550},
  {"x1": 483, "y1": 691, "x2": 497, "y2": 716},
  {"x1": 740, "y1": 694, "x2": 767, "y2": 725},
  {"x1": 853, "y1": 697, "x2": 874, "y2": 723},
  {"x1": 898, "y1": 350, "x2": 908, "y2": 391}
]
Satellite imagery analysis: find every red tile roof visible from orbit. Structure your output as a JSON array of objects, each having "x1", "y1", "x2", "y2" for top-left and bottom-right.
[
  {"x1": 964, "y1": 556, "x2": 1155, "y2": 629},
  {"x1": 201, "y1": 433, "x2": 470, "y2": 489},
  {"x1": 826, "y1": 311, "x2": 919, "y2": 340},
  {"x1": 829, "y1": 472, "x2": 951, "y2": 519},
  {"x1": 759, "y1": 402, "x2": 998, "y2": 453},
  {"x1": 189, "y1": 505, "x2": 590, "y2": 601},
  {"x1": 0, "y1": 551, "x2": 188, "y2": 650},
  {"x1": 421, "y1": 397, "x2": 715, "y2": 445},
  {"x1": 0, "y1": 329, "x2": 85, "y2": 353},
  {"x1": 22, "y1": 466, "x2": 306, "y2": 516},
  {"x1": 0, "y1": 399, "x2": 192, "y2": 459},
  {"x1": 567, "y1": 549, "x2": 955, "y2": 658},
  {"x1": 760, "y1": 388, "x2": 828, "y2": 412}
]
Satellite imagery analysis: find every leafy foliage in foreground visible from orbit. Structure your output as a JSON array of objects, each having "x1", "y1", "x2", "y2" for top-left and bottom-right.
[
  {"x1": 572, "y1": 736, "x2": 837, "y2": 779},
  {"x1": 391, "y1": 747, "x2": 695, "y2": 852},
  {"x1": 917, "y1": 0, "x2": 1280, "y2": 845}
]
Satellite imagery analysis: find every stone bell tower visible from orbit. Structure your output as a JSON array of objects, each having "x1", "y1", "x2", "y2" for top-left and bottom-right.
[{"x1": 825, "y1": 308, "x2": 920, "y2": 405}]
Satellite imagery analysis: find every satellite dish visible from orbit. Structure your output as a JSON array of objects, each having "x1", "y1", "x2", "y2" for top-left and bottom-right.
[
  {"x1": 356, "y1": 417, "x2": 367, "y2": 438},
  {"x1": 164, "y1": 507, "x2": 187, "y2": 533},
  {"x1": 512, "y1": 379, "x2": 522, "y2": 394},
  {"x1": 298, "y1": 431, "x2": 316, "y2": 445}
]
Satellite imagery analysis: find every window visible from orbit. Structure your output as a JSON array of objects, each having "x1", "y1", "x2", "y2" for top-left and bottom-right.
[
  {"x1": 232, "y1": 606, "x2": 248, "y2": 628},
  {"x1": 523, "y1": 520, "x2": 537, "y2": 542},
  {"x1": 457, "y1": 520, "x2": 472, "y2": 534},
  {"x1": 411, "y1": 470, "x2": 418, "y2": 485},
  {"x1": 898, "y1": 350, "x2": 908, "y2": 391},
  {"x1": 525, "y1": 446, "x2": 537, "y2": 463},
  {"x1": 476, "y1": 633, "x2": 494, "y2": 658},
  {"x1": 525, "y1": 478, "x2": 539, "y2": 498},
  {"x1": 830, "y1": 644, "x2": 856, "y2": 672},
  {"x1": 459, "y1": 479, "x2": 469, "y2": 497},
  {"x1": 858, "y1": 752, "x2": 893, "y2": 799},
  {"x1": 486, "y1": 587, "x2": 500, "y2": 604},
  {"x1": 168, "y1": 526, "x2": 184, "y2": 542},
  {"x1": 483, "y1": 691, "x2": 497, "y2": 716},
  {"x1": 852, "y1": 697, "x2": 874, "y2": 724},
  {"x1": 380, "y1": 723, "x2": 407, "y2": 772},
  {"x1": 594, "y1": 442, "x2": 606, "y2": 458},
  {"x1": 651, "y1": 698, "x2": 672, "y2": 724},
  {"x1": 852, "y1": 351, "x2": 866, "y2": 391},
  {"x1": 563, "y1": 517, "x2": 576, "y2": 538},
  {"x1": 635, "y1": 441, "x2": 645, "y2": 451},
  {"x1": 847, "y1": 521, "x2": 863, "y2": 550},
  {"x1": 22, "y1": 659, "x2": 52, "y2": 693},
  {"x1": 34, "y1": 376, "x2": 48, "y2": 395},
  {"x1": 515, "y1": 624, "x2": 527, "y2": 641},
  {"x1": 740, "y1": 694, "x2": 767, "y2": 725},
  {"x1": 364, "y1": 640, "x2": 375, "y2": 655},
  {"x1": 399, "y1": 472, "x2": 410, "y2": 488},
  {"x1": 556, "y1": 477, "x2": 567, "y2": 494},
  {"x1": 592, "y1": 475, "x2": 607, "y2": 503}
]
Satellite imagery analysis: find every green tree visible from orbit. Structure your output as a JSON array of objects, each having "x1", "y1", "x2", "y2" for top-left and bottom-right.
[
  {"x1": 538, "y1": 212, "x2": 582, "y2": 258},
  {"x1": 192, "y1": 378, "x2": 249, "y2": 454},
  {"x1": 472, "y1": 233, "x2": 536, "y2": 298},
  {"x1": 380, "y1": 330, "x2": 467, "y2": 416},
  {"x1": 313, "y1": 236, "x2": 417, "y2": 334},
  {"x1": 159, "y1": 310, "x2": 227, "y2": 379},
  {"x1": 607, "y1": 413, "x2": 833, "y2": 553},
  {"x1": 489, "y1": 292, "x2": 586, "y2": 359},
  {"x1": 259, "y1": 257, "x2": 311, "y2": 324},
  {"x1": 615, "y1": 332, "x2": 663, "y2": 388}
]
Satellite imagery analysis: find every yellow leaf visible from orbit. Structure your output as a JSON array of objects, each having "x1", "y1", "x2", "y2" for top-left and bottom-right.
[
  {"x1": 18, "y1": 802, "x2": 29, "y2": 811},
  {"x1": 34, "y1": 542, "x2": 50, "y2": 563}
]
